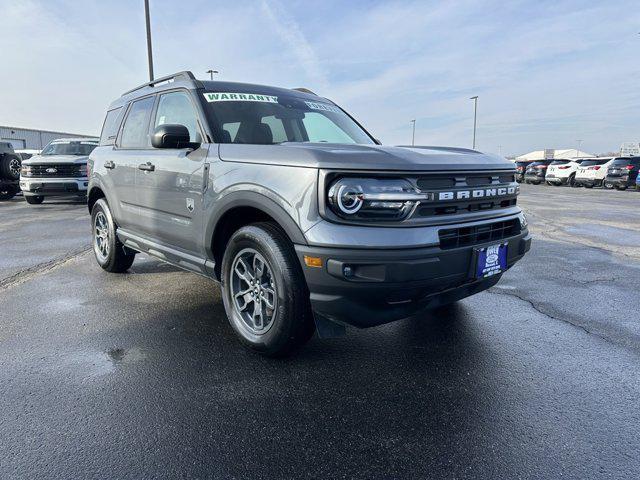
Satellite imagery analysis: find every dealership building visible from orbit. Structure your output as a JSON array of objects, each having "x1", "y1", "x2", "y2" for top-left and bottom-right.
[{"x1": 0, "y1": 125, "x2": 96, "y2": 151}]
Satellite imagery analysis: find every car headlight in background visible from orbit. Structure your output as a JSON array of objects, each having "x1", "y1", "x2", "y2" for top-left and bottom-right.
[
  {"x1": 21, "y1": 165, "x2": 33, "y2": 177},
  {"x1": 520, "y1": 212, "x2": 528, "y2": 228},
  {"x1": 78, "y1": 164, "x2": 88, "y2": 176},
  {"x1": 327, "y1": 177, "x2": 428, "y2": 221}
]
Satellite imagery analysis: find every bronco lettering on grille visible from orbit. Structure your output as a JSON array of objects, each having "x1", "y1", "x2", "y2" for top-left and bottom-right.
[{"x1": 437, "y1": 186, "x2": 517, "y2": 201}]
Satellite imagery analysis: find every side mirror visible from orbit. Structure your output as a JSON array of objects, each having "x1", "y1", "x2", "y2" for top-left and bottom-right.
[{"x1": 151, "y1": 124, "x2": 198, "y2": 149}]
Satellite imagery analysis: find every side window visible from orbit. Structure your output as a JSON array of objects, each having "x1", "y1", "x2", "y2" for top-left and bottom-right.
[
  {"x1": 154, "y1": 91, "x2": 201, "y2": 142},
  {"x1": 100, "y1": 107, "x2": 123, "y2": 145},
  {"x1": 222, "y1": 122, "x2": 240, "y2": 142},
  {"x1": 120, "y1": 96, "x2": 155, "y2": 148},
  {"x1": 302, "y1": 112, "x2": 354, "y2": 143},
  {"x1": 261, "y1": 115, "x2": 287, "y2": 143}
]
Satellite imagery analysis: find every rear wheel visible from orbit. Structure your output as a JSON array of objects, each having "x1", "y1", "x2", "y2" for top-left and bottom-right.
[
  {"x1": 603, "y1": 181, "x2": 613, "y2": 189},
  {"x1": 91, "y1": 198, "x2": 136, "y2": 273},
  {"x1": 221, "y1": 222, "x2": 314, "y2": 357},
  {"x1": 25, "y1": 195, "x2": 44, "y2": 204}
]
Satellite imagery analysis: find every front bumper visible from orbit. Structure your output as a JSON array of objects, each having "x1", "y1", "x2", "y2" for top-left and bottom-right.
[
  {"x1": 296, "y1": 228, "x2": 531, "y2": 328},
  {"x1": 19, "y1": 177, "x2": 88, "y2": 196}
]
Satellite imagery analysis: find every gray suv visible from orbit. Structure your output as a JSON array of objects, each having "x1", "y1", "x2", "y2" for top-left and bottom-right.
[{"x1": 88, "y1": 71, "x2": 531, "y2": 356}]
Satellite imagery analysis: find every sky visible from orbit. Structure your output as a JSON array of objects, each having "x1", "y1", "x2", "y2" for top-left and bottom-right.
[{"x1": 0, "y1": 0, "x2": 638, "y2": 156}]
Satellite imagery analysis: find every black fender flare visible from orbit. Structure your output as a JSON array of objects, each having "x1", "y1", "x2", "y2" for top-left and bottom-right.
[{"x1": 205, "y1": 190, "x2": 308, "y2": 258}]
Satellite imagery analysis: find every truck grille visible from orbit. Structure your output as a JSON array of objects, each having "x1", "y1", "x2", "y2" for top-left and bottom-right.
[
  {"x1": 412, "y1": 172, "x2": 518, "y2": 219},
  {"x1": 26, "y1": 164, "x2": 84, "y2": 178},
  {"x1": 438, "y1": 218, "x2": 521, "y2": 250}
]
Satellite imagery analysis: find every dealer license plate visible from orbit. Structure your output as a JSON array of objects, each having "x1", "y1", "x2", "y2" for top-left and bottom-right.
[{"x1": 475, "y1": 243, "x2": 508, "y2": 278}]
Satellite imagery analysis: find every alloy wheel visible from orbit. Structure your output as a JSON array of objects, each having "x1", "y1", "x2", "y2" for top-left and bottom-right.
[
  {"x1": 230, "y1": 248, "x2": 277, "y2": 335},
  {"x1": 9, "y1": 157, "x2": 21, "y2": 178},
  {"x1": 94, "y1": 211, "x2": 110, "y2": 262}
]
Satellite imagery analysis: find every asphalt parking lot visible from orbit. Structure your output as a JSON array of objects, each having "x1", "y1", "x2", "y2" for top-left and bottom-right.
[{"x1": 1, "y1": 185, "x2": 639, "y2": 479}]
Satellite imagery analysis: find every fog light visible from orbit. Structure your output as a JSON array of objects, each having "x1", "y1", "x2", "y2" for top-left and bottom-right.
[{"x1": 343, "y1": 265, "x2": 354, "y2": 277}]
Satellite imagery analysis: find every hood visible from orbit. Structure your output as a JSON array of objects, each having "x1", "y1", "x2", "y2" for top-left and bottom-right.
[
  {"x1": 23, "y1": 154, "x2": 89, "y2": 165},
  {"x1": 218, "y1": 143, "x2": 514, "y2": 171}
]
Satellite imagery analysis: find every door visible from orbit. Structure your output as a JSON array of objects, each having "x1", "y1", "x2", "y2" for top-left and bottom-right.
[
  {"x1": 108, "y1": 96, "x2": 156, "y2": 231},
  {"x1": 135, "y1": 90, "x2": 209, "y2": 255}
]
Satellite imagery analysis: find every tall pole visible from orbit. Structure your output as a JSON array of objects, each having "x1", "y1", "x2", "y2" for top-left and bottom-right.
[
  {"x1": 206, "y1": 69, "x2": 219, "y2": 80},
  {"x1": 144, "y1": 0, "x2": 154, "y2": 81},
  {"x1": 576, "y1": 139, "x2": 583, "y2": 158},
  {"x1": 470, "y1": 96, "x2": 478, "y2": 149},
  {"x1": 410, "y1": 119, "x2": 416, "y2": 146}
]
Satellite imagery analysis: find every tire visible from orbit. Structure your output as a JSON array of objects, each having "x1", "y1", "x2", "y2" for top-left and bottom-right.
[
  {"x1": 615, "y1": 185, "x2": 627, "y2": 191},
  {"x1": 0, "y1": 184, "x2": 18, "y2": 200},
  {"x1": 0, "y1": 154, "x2": 21, "y2": 181},
  {"x1": 91, "y1": 198, "x2": 136, "y2": 273},
  {"x1": 221, "y1": 222, "x2": 315, "y2": 357},
  {"x1": 25, "y1": 195, "x2": 44, "y2": 204},
  {"x1": 584, "y1": 184, "x2": 593, "y2": 189}
]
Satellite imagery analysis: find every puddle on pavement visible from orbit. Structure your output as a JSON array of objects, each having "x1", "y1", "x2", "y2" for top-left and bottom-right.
[
  {"x1": 59, "y1": 347, "x2": 145, "y2": 378},
  {"x1": 564, "y1": 224, "x2": 640, "y2": 247}
]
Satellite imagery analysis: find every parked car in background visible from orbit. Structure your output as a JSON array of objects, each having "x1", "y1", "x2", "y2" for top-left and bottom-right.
[
  {"x1": 515, "y1": 161, "x2": 533, "y2": 183},
  {"x1": 523, "y1": 160, "x2": 553, "y2": 184},
  {"x1": 0, "y1": 142, "x2": 21, "y2": 200},
  {"x1": 20, "y1": 138, "x2": 98, "y2": 204},
  {"x1": 604, "y1": 157, "x2": 640, "y2": 190},
  {"x1": 544, "y1": 159, "x2": 584, "y2": 186},
  {"x1": 574, "y1": 158, "x2": 613, "y2": 188}
]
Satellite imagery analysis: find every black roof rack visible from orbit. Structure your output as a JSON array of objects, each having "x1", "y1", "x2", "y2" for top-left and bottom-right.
[{"x1": 121, "y1": 71, "x2": 198, "y2": 96}]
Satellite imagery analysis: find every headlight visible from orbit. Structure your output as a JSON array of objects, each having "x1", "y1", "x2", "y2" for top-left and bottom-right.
[
  {"x1": 327, "y1": 177, "x2": 426, "y2": 221},
  {"x1": 21, "y1": 165, "x2": 32, "y2": 176},
  {"x1": 78, "y1": 164, "x2": 88, "y2": 175}
]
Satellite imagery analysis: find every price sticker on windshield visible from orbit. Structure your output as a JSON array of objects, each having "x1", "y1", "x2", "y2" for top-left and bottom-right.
[{"x1": 304, "y1": 101, "x2": 342, "y2": 114}]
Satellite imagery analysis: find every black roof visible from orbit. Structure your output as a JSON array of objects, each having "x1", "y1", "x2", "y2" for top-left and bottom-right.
[{"x1": 109, "y1": 71, "x2": 323, "y2": 110}]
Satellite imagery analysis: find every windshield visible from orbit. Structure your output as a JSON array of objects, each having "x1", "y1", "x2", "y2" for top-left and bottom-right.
[
  {"x1": 550, "y1": 160, "x2": 570, "y2": 165},
  {"x1": 203, "y1": 91, "x2": 375, "y2": 145},
  {"x1": 41, "y1": 141, "x2": 98, "y2": 156}
]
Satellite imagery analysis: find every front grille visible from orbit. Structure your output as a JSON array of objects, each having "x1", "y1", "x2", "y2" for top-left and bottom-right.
[
  {"x1": 26, "y1": 164, "x2": 84, "y2": 178},
  {"x1": 439, "y1": 219, "x2": 521, "y2": 250},
  {"x1": 412, "y1": 172, "x2": 518, "y2": 219}
]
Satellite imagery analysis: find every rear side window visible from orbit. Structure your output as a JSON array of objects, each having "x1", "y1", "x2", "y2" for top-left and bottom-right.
[
  {"x1": 100, "y1": 107, "x2": 123, "y2": 145},
  {"x1": 120, "y1": 96, "x2": 155, "y2": 148}
]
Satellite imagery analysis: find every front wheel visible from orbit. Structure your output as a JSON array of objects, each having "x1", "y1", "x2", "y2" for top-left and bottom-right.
[
  {"x1": 221, "y1": 222, "x2": 315, "y2": 357},
  {"x1": 91, "y1": 198, "x2": 135, "y2": 273},
  {"x1": 25, "y1": 195, "x2": 44, "y2": 204}
]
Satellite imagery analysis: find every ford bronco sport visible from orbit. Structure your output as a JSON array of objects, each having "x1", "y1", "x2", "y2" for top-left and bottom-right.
[{"x1": 88, "y1": 71, "x2": 531, "y2": 356}]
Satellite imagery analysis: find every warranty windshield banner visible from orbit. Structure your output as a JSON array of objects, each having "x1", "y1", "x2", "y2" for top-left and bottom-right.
[{"x1": 203, "y1": 92, "x2": 278, "y2": 103}]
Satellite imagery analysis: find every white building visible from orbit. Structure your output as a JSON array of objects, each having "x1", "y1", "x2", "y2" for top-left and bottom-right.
[
  {"x1": 0, "y1": 125, "x2": 95, "y2": 150},
  {"x1": 515, "y1": 148, "x2": 595, "y2": 162}
]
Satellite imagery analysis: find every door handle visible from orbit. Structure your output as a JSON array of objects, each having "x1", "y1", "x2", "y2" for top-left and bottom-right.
[
  {"x1": 104, "y1": 161, "x2": 115, "y2": 169},
  {"x1": 138, "y1": 162, "x2": 155, "y2": 172}
]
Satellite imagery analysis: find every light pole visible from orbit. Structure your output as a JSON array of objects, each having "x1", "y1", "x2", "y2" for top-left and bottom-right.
[
  {"x1": 410, "y1": 119, "x2": 416, "y2": 146},
  {"x1": 575, "y1": 139, "x2": 583, "y2": 158},
  {"x1": 144, "y1": 0, "x2": 154, "y2": 81},
  {"x1": 206, "y1": 69, "x2": 219, "y2": 80},
  {"x1": 470, "y1": 96, "x2": 478, "y2": 149}
]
